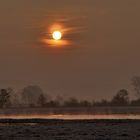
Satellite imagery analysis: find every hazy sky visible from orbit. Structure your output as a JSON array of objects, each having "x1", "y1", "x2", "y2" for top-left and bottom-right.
[{"x1": 0, "y1": 0, "x2": 140, "y2": 100}]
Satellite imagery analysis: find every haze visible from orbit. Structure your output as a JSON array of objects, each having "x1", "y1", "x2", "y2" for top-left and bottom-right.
[{"x1": 0, "y1": 0, "x2": 140, "y2": 100}]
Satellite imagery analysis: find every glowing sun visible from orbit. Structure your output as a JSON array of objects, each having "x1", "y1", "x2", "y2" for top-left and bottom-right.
[{"x1": 52, "y1": 31, "x2": 62, "y2": 40}]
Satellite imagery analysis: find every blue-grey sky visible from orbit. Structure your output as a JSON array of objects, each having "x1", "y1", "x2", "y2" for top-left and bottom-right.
[{"x1": 0, "y1": 0, "x2": 140, "y2": 100}]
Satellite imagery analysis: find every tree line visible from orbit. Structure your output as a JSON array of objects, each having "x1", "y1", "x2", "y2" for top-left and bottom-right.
[{"x1": 0, "y1": 76, "x2": 140, "y2": 108}]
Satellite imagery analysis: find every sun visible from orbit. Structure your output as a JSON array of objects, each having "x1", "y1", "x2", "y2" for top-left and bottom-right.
[{"x1": 52, "y1": 31, "x2": 62, "y2": 40}]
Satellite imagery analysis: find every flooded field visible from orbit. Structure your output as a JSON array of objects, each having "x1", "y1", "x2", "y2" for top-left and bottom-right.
[
  {"x1": 1, "y1": 107, "x2": 140, "y2": 115},
  {"x1": 0, "y1": 107, "x2": 140, "y2": 120},
  {"x1": 0, "y1": 108, "x2": 140, "y2": 139}
]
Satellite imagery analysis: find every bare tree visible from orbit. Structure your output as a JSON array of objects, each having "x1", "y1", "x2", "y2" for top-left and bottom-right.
[
  {"x1": 0, "y1": 89, "x2": 11, "y2": 108},
  {"x1": 131, "y1": 76, "x2": 140, "y2": 98},
  {"x1": 21, "y1": 85, "x2": 44, "y2": 107}
]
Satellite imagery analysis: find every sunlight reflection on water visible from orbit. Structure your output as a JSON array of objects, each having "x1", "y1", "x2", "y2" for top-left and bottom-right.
[{"x1": 0, "y1": 114, "x2": 140, "y2": 120}]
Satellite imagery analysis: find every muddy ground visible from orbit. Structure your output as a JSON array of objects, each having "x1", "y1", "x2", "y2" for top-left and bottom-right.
[{"x1": 0, "y1": 119, "x2": 139, "y2": 140}]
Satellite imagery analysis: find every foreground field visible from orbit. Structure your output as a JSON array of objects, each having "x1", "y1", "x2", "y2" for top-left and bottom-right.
[{"x1": 0, "y1": 119, "x2": 140, "y2": 140}]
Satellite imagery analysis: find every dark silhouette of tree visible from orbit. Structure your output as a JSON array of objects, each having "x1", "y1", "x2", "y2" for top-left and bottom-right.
[
  {"x1": 111, "y1": 89, "x2": 129, "y2": 106},
  {"x1": 0, "y1": 89, "x2": 10, "y2": 108},
  {"x1": 100, "y1": 99, "x2": 109, "y2": 106},
  {"x1": 63, "y1": 98, "x2": 79, "y2": 107},
  {"x1": 45, "y1": 100, "x2": 60, "y2": 108},
  {"x1": 37, "y1": 94, "x2": 47, "y2": 107},
  {"x1": 6, "y1": 88, "x2": 16, "y2": 107},
  {"x1": 21, "y1": 85, "x2": 44, "y2": 107},
  {"x1": 79, "y1": 100, "x2": 91, "y2": 107},
  {"x1": 93, "y1": 99, "x2": 109, "y2": 107},
  {"x1": 55, "y1": 95, "x2": 64, "y2": 106},
  {"x1": 131, "y1": 76, "x2": 140, "y2": 99},
  {"x1": 131, "y1": 99, "x2": 140, "y2": 106}
]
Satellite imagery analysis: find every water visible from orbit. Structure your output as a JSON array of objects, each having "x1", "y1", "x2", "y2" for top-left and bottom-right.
[{"x1": 0, "y1": 114, "x2": 140, "y2": 120}]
